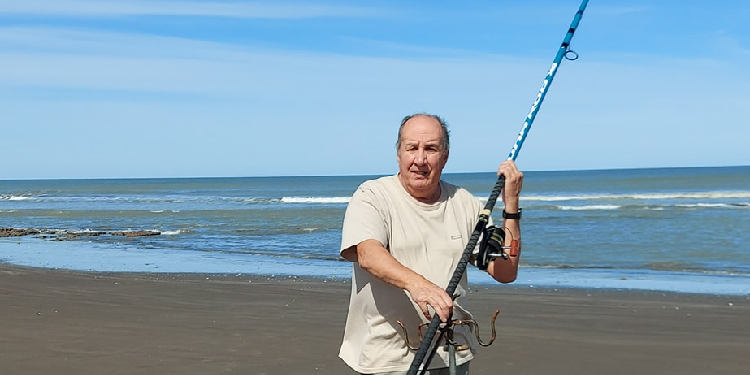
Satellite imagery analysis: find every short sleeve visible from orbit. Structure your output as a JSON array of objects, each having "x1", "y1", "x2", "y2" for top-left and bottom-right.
[{"x1": 340, "y1": 184, "x2": 389, "y2": 257}]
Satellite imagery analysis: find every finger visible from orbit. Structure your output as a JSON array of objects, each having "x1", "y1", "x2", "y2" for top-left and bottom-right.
[
  {"x1": 497, "y1": 160, "x2": 517, "y2": 178},
  {"x1": 427, "y1": 299, "x2": 447, "y2": 322},
  {"x1": 436, "y1": 307, "x2": 450, "y2": 322},
  {"x1": 418, "y1": 302, "x2": 431, "y2": 320},
  {"x1": 497, "y1": 164, "x2": 507, "y2": 177},
  {"x1": 432, "y1": 291, "x2": 453, "y2": 310},
  {"x1": 433, "y1": 298, "x2": 454, "y2": 323},
  {"x1": 438, "y1": 303, "x2": 454, "y2": 322}
]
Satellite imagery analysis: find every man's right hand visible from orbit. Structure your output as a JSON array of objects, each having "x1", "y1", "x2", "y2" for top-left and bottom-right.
[
  {"x1": 406, "y1": 277, "x2": 454, "y2": 322},
  {"x1": 356, "y1": 239, "x2": 453, "y2": 322}
]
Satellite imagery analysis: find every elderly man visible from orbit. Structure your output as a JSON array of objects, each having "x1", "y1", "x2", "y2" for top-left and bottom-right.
[{"x1": 339, "y1": 113, "x2": 523, "y2": 374}]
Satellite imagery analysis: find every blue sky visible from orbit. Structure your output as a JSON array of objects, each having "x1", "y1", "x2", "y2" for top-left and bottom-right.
[{"x1": 1, "y1": 0, "x2": 748, "y2": 179}]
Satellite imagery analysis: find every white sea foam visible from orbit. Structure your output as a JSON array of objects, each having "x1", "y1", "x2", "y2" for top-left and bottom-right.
[
  {"x1": 521, "y1": 195, "x2": 594, "y2": 202},
  {"x1": 281, "y1": 196, "x2": 351, "y2": 204},
  {"x1": 520, "y1": 191, "x2": 750, "y2": 202},
  {"x1": 1, "y1": 195, "x2": 32, "y2": 201},
  {"x1": 71, "y1": 229, "x2": 104, "y2": 234},
  {"x1": 559, "y1": 205, "x2": 620, "y2": 211},
  {"x1": 161, "y1": 229, "x2": 184, "y2": 235},
  {"x1": 629, "y1": 191, "x2": 750, "y2": 199}
]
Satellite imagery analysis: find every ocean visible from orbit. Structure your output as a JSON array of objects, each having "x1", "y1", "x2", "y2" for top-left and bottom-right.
[{"x1": 1, "y1": 166, "x2": 749, "y2": 295}]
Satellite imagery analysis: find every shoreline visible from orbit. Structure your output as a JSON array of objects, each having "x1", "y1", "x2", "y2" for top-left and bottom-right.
[
  {"x1": 2, "y1": 262, "x2": 749, "y2": 375},
  {"x1": 2, "y1": 237, "x2": 749, "y2": 296},
  {"x1": 3, "y1": 259, "x2": 748, "y2": 299}
]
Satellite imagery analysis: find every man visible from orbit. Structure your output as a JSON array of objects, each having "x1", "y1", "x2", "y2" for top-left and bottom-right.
[{"x1": 339, "y1": 113, "x2": 523, "y2": 374}]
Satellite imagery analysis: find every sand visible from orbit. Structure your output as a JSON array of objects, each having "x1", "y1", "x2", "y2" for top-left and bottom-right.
[{"x1": 1, "y1": 263, "x2": 748, "y2": 375}]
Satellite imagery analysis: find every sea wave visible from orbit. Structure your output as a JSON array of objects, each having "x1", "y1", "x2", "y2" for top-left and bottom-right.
[
  {"x1": 160, "y1": 229, "x2": 188, "y2": 235},
  {"x1": 4, "y1": 191, "x2": 748, "y2": 208},
  {"x1": 675, "y1": 203, "x2": 748, "y2": 208},
  {"x1": 1, "y1": 194, "x2": 350, "y2": 205},
  {"x1": 547, "y1": 202, "x2": 750, "y2": 211},
  {"x1": 235, "y1": 227, "x2": 329, "y2": 235},
  {"x1": 558, "y1": 205, "x2": 620, "y2": 211},
  {"x1": 243, "y1": 197, "x2": 280, "y2": 203},
  {"x1": 523, "y1": 263, "x2": 750, "y2": 276},
  {"x1": 0, "y1": 195, "x2": 32, "y2": 201},
  {"x1": 280, "y1": 196, "x2": 351, "y2": 204},
  {"x1": 520, "y1": 191, "x2": 750, "y2": 202}
]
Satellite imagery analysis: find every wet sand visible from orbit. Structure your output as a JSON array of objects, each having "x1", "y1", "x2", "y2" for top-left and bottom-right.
[{"x1": 1, "y1": 263, "x2": 748, "y2": 375}]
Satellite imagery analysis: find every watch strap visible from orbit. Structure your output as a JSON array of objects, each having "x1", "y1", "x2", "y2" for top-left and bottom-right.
[{"x1": 502, "y1": 208, "x2": 522, "y2": 220}]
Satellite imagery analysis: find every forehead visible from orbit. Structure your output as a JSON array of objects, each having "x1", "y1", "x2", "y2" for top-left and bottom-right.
[{"x1": 400, "y1": 116, "x2": 443, "y2": 143}]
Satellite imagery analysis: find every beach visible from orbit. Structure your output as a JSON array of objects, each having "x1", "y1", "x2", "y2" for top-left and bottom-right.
[{"x1": 1, "y1": 263, "x2": 747, "y2": 375}]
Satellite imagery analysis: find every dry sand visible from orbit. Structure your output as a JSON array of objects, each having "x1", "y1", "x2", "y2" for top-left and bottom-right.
[{"x1": 1, "y1": 263, "x2": 748, "y2": 375}]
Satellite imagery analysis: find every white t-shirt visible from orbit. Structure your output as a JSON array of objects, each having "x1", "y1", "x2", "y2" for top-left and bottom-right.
[{"x1": 339, "y1": 175, "x2": 483, "y2": 373}]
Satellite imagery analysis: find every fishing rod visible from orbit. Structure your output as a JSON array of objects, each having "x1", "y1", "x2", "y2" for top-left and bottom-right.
[{"x1": 406, "y1": 1, "x2": 590, "y2": 374}]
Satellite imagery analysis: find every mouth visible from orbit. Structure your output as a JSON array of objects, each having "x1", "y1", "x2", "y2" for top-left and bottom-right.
[{"x1": 410, "y1": 169, "x2": 430, "y2": 178}]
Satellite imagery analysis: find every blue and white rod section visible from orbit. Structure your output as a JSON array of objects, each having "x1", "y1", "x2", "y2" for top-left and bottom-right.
[
  {"x1": 405, "y1": 2, "x2": 590, "y2": 374},
  {"x1": 508, "y1": 0, "x2": 589, "y2": 161}
]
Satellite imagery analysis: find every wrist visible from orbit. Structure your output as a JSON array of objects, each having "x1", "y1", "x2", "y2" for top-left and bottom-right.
[
  {"x1": 504, "y1": 198, "x2": 519, "y2": 210},
  {"x1": 502, "y1": 208, "x2": 522, "y2": 220},
  {"x1": 404, "y1": 273, "x2": 428, "y2": 292}
]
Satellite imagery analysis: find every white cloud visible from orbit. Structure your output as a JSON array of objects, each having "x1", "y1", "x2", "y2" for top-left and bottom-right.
[
  {"x1": 2, "y1": 19, "x2": 748, "y2": 177},
  {"x1": 0, "y1": 26, "x2": 543, "y2": 97}
]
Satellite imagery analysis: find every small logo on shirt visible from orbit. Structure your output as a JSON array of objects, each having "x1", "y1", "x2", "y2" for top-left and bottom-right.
[{"x1": 450, "y1": 235, "x2": 462, "y2": 240}]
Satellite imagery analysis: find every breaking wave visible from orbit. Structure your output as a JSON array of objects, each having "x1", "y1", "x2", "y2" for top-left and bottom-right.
[
  {"x1": 521, "y1": 191, "x2": 750, "y2": 202},
  {"x1": 558, "y1": 205, "x2": 620, "y2": 211},
  {"x1": 280, "y1": 196, "x2": 351, "y2": 204}
]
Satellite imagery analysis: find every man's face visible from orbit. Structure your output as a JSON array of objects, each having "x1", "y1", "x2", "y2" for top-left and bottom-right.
[{"x1": 396, "y1": 115, "x2": 449, "y2": 201}]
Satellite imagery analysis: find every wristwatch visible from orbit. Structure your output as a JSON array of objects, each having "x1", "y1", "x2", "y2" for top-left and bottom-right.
[{"x1": 502, "y1": 208, "x2": 522, "y2": 220}]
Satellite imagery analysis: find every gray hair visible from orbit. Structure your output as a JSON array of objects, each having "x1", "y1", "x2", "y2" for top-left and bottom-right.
[{"x1": 396, "y1": 113, "x2": 450, "y2": 153}]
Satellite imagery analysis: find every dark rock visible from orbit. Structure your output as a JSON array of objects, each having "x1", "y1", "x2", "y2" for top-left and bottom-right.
[
  {"x1": 109, "y1": 230, "x2": 160, "y2": 237},
  {"x1": 69, "y1": 231, "x2": 107, "y2": 237},
  {"x1": 0, "y1": 228, "x2": 40, "y2": 237}
]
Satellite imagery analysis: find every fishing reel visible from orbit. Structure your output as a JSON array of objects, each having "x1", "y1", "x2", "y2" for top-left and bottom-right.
[{"x1": 473, "y1": 225, "x2": 518, "y2": 270}]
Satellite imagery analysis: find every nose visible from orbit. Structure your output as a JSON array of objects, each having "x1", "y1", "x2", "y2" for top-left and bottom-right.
[{"x1": 414, "y1": 148, "x2": 427, "y2": 164}]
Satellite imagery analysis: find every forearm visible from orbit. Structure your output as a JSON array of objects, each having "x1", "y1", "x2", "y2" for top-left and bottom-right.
[
  {"x1": 488, "y1": 198, "x2": 522, "y2": 283},
  {"x1": 356, "y1": 239, "x2": 426, "y2": 290},
  {"x1": 355, "y1": 239, "x2": 454, "y2": 321}
]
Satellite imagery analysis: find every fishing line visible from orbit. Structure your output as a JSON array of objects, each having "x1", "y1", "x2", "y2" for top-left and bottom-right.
[{"x1": 407, "y1": 1, "x2": 590, "y2": 374}]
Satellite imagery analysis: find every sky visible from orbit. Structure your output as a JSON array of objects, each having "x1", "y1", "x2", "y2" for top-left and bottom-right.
[{"x1": 1, "y1": 0, "x2": 749, "y2": 179}]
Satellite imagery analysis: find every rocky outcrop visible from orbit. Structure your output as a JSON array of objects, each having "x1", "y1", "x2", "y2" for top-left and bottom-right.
[
  {"x1": 0, "y1": 227, "x2": 161, "y2": 239},
  {"x1": 0, "y1": 228, "x2": 40, "y2": 237},
  {"x1": 110, "y1": 230, "x2": 160, "y2": 237},
  {"x1": 68, "y1": 231, "x2": 107, "y2": 237}
]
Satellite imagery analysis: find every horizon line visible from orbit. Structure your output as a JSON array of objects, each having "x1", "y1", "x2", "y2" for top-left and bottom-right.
[{"x1": 1, "y1": 164, "x2": 748, "y2": 182}]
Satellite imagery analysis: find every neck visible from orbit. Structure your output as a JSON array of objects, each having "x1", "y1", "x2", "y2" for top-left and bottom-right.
[
  {"x1": 398, "y1": 175, "x2": 441, "y2": 204},
  {"x1": 413, "y1": 190, "x2": 440, "y2": 204}
]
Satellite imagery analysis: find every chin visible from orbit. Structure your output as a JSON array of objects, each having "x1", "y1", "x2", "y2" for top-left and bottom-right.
[{"x1": 409, "y1": 179, "x2": 436, "y2": 191}]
